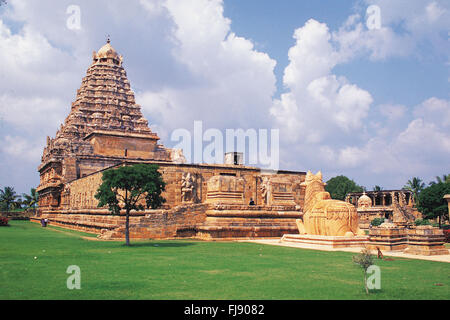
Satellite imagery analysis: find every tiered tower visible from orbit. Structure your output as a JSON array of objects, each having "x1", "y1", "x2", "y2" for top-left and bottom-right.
[{"x1": 37, "y1": 40, "x2": 174, "y2": 210}]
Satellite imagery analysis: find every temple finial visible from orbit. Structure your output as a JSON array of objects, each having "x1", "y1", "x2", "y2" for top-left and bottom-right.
[{"x1": 107, "y1": 34, "x2": 110, "y2": 44}]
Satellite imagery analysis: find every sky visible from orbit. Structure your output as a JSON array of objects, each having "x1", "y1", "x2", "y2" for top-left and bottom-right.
[{"x1": 0, "y1": 0, "x2": 449, "y2": 195}]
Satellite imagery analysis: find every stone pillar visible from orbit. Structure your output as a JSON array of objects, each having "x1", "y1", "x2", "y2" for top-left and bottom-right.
[{"x1": 444, "y1": 194, "x2": 450, "y2": 218}]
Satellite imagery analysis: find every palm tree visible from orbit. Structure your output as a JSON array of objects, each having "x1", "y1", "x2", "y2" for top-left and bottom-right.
[
  {"x1": 22, "y1": 188, "x2": 38, "y2": 208},
  {"x1": 22, "y1": 188, "x2": 38, "y2": 214},
  {"x1": 403, "y1": 177, "x2": 425, "y2": 206},
  {"x1": 0, "y1": 187, "x2": 20, "y2": 211},
  {"x1": 429, "y1": 174, "x2": 450, "y2": 185}
]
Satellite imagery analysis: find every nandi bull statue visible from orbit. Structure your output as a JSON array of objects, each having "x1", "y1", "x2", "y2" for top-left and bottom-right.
[{"x1": 296, "y1": 171, "x2": 365, "y2": 237}]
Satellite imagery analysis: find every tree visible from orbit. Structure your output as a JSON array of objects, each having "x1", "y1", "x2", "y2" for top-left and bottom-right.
[
  {"x1": 352, "y1": 248, "x2": 375, "y2": 295},
  {"x1": 417, "y1": 181, "x2": 450, "y2": 228},
  {"x1": 429, "y1": 174, "x2": 450, "y2": 186},
  {"x1": 95, "y1": 164, "x2": 166, "y2": 246},
  {"x1": 0, "y1": 187, "x2": 20, "y2": 211},
  {"x1": 22, "y1": 188, "x2": 38, "y2": 208},
  {"x1": 403, "y1": 177, "x2": 425, "y2": 206},
  {"x1": 325, "y1": 175, "x2": 364, "y2": 200},
  {"x1": 372, "y1": 185, "x2": 383, "y2": 192}
]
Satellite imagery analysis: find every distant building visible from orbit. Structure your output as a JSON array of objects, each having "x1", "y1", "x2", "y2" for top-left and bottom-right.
[{"x1": 345, "y1": 190, "x2": 421, "y2": 229}]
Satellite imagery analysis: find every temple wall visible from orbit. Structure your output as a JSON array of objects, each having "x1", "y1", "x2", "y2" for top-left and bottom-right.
[
  {"x1": 60, "y1": 162, "x2": 305, "y2": 211},
  {"x1": 35, "y1": 162, "x2": 305, "y2": 240}
]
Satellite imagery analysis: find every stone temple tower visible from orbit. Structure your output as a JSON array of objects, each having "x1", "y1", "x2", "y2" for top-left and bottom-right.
[{"x1": 37, "y1": 40, "x2": 174, "y2": 210}]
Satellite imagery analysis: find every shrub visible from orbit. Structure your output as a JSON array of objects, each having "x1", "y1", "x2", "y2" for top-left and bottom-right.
[
  {"x1": 414, "y1": 218, "x2": 431, "y2": 226},
  {"x1": 370, "y1": 218, "x2": 385, "y2": 227},
  {"x1": 0, "y1": 216, "x2": 9, "y2": 226},
  {"x1": 352, "y1": 248, "x2": 375, "y2": 295}
]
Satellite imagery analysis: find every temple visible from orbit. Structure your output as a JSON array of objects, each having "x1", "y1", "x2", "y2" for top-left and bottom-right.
[
  {"x1": 345, "y1": 190, "x2": 421, "y2": 229},
  {"x1": 35, "y1": 41, "x2": 306, "y2": 240},
  {"x1": 32, "y1": 41, "x2": 449, "y2": 255}
]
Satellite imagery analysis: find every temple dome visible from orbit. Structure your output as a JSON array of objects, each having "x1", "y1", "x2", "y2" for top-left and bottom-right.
[
  {"x1": 358, "y1": 192, "x2": 372, "y2": 208},
  {"x1": 97, "y1": 42, "x2": 119, "y2": 58},
  {"x1": 93, "y1": 40, "x2": 122, "y2": 65}
]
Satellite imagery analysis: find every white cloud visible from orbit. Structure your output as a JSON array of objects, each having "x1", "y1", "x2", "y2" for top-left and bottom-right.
[
  {"x1": 359, "y1": 0, "x2": 450, "y2": 58},
  {"x1": 378, "y1": 103, "x2": 407, "y2": 121},
  {"x1": 0, "y1": 135, "x2": 43, "y2": 161},
  {"x1": 413, "y1": 97, "x2": 450, "y2": 127},
  {"x1": 138, "y1": 0, "x2": 277, "y2": 138},
  {"x1": 0, "y1": 95, "x2": 66, "y2": 133},
  {"x1": 271, "y1": 19, "x2": 373, "y2": 144}
]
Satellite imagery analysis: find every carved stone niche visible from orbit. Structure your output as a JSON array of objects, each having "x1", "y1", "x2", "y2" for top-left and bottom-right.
[
  {"x1": 206, "y1": 175, "x2": 245, "y2": 204},
  {"x1": 260, "y1": 175, "x2": 296, "y2": 206},
  {"x1": 181, "y1": 172, "x2": 198, "y2": 203}
]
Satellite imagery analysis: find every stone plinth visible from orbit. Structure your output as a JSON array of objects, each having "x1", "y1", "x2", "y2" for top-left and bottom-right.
[
  {"x1": 197, "y1": 204, "x2": 301, "y2": 240},
  {"x1": 368, "y1": 222, "x2": 408, "y2": 251},
  {"x1": 403, "y1": 226, "x2": 449, "y2": 256},
  {"x1": 280, "y1": 234, "x2": 369, "y2": 248}
]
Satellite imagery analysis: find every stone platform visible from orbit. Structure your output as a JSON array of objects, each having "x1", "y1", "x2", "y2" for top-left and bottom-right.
[
  {"x1": 31, "y1": 204, "x2": 302, "y2": 240},
  {"x1": 367, "y1": 222, "x2": 408, "y2": 251},
  {"x1": 280, "y1": 234, "x2": 369, "y2": 248},
  {"x1": 404, "y1": 226, "x2": 449, "y2": 256},
  {"x1": 243, "y1": 239, "x2": 450, "y2": 263}
]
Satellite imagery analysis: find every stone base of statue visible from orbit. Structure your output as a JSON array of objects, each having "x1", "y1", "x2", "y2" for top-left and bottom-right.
[{"x1": 280, "y1": 234, "x2": 369, "y2": 249}]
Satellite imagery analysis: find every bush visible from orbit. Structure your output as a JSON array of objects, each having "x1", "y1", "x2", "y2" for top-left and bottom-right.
[
  {"x1": 414, "y1": 218, "x2": 431, "y2": 226},
  {"x1": 370, "y1": 218, "x2": 385, "y2": 227},
  {"x1": 0, "y1": 216, "x2": 9, "y2": 226}
]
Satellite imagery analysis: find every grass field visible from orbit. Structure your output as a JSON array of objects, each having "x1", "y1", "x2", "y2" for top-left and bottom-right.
[{"x1": 0, "y1": 220, "x2": 449, "y2": 300}]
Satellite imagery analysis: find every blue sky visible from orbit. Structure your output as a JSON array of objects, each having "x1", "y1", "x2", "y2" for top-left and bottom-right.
[
  {"x1": 0, "y1": 0, "x2": 449, "y2": 196},
  {"x1": 225, "y1": 0, "x2": 449, "y2": 103},
  {"x1": 224, "y1": 0, "x2": 359, "y2": 92}
]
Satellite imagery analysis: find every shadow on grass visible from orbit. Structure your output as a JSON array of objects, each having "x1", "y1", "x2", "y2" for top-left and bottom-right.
[{"x1": 123, "y1": 242, "x2": 197, "y2": 248}]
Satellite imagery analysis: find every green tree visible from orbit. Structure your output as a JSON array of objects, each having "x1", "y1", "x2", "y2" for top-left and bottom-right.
[
  {"x1": 352, "y1": 248, "x2": 375, "y2": 295},
  {"x1": 429, "y1": 174, "x2": 450, "y2": 186},
  {"x1": 95, "y1": 164, "x2": 166, "y2": 246},
  {"x1": 0, "y1": 187, "x2": 20, "y2": 211},
  {"x1": 403, "y1": 177, "x2": 425, "y2": 206},
  {"x1": 22, "y1": 188, "x2": 38, "y2": 208},
  {"x1": 417, "y1": 182, "x2": 450, "y2": 228},
  {"x1": 325, "y1": 175, "x2": 364, "y2": 200},
  {"x1": 372, "y1": 185, "x2": 383, "y2": 192}
]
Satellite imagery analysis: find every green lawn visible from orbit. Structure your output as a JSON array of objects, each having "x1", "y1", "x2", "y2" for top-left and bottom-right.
[{"x1": 1, "y1": 220, "x2": 449, "y2": 300}]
